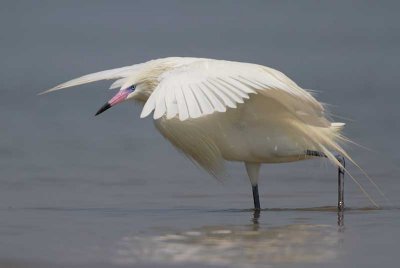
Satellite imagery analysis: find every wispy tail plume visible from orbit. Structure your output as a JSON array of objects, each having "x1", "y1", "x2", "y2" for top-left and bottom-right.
[{"x1": 294, "y1": 120, "x2": 391, "y2": 208}]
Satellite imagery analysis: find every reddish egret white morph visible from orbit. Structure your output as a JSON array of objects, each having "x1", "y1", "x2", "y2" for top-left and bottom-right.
[{"x1": 42, "y1": 57, "x2": 353, "y2": 210}]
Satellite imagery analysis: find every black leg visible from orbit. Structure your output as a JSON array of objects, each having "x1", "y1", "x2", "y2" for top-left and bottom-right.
[
  {"x1": 336, "y1": 155, "x2": 345, "y2": 211},
  {"x1": 306, "y1": 150, "x2": 346, "y2": 211},
  {"x1": 252, "y1": 184, "x2": 261, "y2": 210}
]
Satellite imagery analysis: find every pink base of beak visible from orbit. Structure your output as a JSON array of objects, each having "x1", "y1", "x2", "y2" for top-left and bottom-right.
[
  {"x1": 95, "y1": 88, "x2": 131, "y2": 116},
  {"x1": 109, "y1": 88, "x2": 131, "y2": 106}
]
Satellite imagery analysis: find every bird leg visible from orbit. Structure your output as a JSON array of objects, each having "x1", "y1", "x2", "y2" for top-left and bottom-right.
[
  {"x1": 245, "y1": 162, "x2": 261, "y2": 210},
  {"x1": 335, "y1": 154, "x2": 345, "y2": 211},
  {"x1": 252, "y1": 184, "x2": 261, "y2": 210},
  {"x1": 305, "y1": 150, "x2": 345, "y2": 211}
]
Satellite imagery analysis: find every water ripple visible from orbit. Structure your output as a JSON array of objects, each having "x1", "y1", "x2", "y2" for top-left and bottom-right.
[{"x1": 112, "y1": 224, "x2": 339, "y2": 267}]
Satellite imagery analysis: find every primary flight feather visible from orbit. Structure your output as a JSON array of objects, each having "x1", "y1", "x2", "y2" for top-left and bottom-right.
[{"x1": 42, "y1": 57, "x2": 366, "y2": 209}]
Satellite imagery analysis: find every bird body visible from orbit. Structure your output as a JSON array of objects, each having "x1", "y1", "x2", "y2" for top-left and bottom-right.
[
  {"x1": 43, "y1": 57, "x2": 349, "y2": 209},
  {"x1": 155, "y1": 95, "x2": 343, "y2": 174}
]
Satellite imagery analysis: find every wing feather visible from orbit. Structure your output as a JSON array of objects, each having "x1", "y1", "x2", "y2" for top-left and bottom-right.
[
  {"x1": 199, "y1": 82, "x2": 226, "y2": 112},
  {"x1": 190, "y1": 84, "x2": 214, "y2": 115},
  {"x1": 204, "y1": 80, "x2": 237, "y2": 108},
  {"x1": 141, "y1": 60, "x2": 326, "y2": 121},
  {"x1": 153, "y1": 85, "x2": 168, "y2": 119},
  {"x1": 40, "y1": 65, "x2": 142, "y2": 95},
  {"x1": 175, "y1": 86, "x2": 189, "y2": 121},
  {"x1": 109, "y1": 78, "x2": 127, "y2": 89},
  {"x1": 225, "y1": 77, "x2": 257, "y2": 94},
  {"x1": 216, "y1": 78, "x2": 249, "y2": 99},
  {"x1": 209, "y1": 79, "x2": 243, "y2": 103},
  {"x1": 165, "y1": 86, "x2": 178, "y2": 119},
  {"x1": 140, "y1": 86, "x2": 159, "y2": 118},
  {"x1": 182, "y1": 84, "x2": 202, "y2": 118}
]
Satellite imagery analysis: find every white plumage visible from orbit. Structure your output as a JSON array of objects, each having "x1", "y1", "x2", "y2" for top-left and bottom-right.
[{"x1": 42, "y1": 57, "x2": 356, "y2": 209}]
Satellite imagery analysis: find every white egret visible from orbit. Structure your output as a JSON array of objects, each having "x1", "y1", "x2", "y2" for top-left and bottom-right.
[{"x1": 42, "y1": 57, "x2": 355, "y2": 210}]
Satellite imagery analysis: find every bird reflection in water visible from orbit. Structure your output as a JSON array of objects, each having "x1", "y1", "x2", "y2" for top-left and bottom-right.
[
  {"x1": 337, "y1": 210, "x2": 345, "y2": 231},
  {"x1": 253, "y1": 208, "x2": 344, "y2": 231},
  {"x1": 113, "y1": 210, "x2": 342, "y2": 267}
]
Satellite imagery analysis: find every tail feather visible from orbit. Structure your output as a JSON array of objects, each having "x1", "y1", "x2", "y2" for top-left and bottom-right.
[
  {"x1": 330, "y1": 122, "x2": 345, "y2": 132},
  {"x1": 292, "y1": 120, "x2": 387, "y2": 208}
]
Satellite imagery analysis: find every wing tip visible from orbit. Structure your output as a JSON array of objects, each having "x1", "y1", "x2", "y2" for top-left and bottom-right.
[
  {"x1": 39, "y1": 82, "x2": 69, "y2": 95},
  {"x1": 38, "y1": 87, "x2": 58, "y2": 96},
  {"x1": 140, "y1": 109, "x2": 153, "y2": 119}
]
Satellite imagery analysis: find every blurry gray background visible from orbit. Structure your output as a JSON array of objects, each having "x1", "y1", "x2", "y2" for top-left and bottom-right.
[{"x1": 0, "y1": 1, "x2": 399, "y2": 267}]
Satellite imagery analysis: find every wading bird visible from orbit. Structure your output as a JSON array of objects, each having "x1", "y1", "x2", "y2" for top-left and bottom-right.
[{"x1": 42, "y1": 57, "x2": 350, "y2": 210}]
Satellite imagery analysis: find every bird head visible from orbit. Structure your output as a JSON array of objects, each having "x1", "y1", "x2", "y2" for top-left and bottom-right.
[
  {"x1": 94, "y1": 59, "x2": 180, "y2": 116},
  {"x1": 95, "y1": 84, "x2": 137, "y2": 116}
]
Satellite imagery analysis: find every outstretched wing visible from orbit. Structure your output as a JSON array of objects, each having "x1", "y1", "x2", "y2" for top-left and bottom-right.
[
  {"x1": 141, "y1": 60, "x2": 327, "y2": 126},
  {"x1": 40, "y1": 64, "x2": 144, "y2": 95}
]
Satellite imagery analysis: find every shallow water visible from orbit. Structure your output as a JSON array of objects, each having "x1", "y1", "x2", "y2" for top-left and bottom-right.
[
  {"x1": 1, "y1": 205, "x2": 400, "y2": 268},
  {"x1": 1, "y1": 1, "x2": 400, "y2": 267}
]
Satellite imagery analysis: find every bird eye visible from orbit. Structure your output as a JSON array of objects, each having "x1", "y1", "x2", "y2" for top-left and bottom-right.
[{"x1": 129, "y1": 85, "x2": 136, "y2": 91}]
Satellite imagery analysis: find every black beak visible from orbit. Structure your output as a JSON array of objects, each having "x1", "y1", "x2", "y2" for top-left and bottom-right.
[{"x1": 95, "y1": 103, "x2": 111, "y2": 116}]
